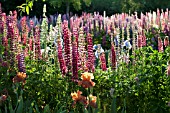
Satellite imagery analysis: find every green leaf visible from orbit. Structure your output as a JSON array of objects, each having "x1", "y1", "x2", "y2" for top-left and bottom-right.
[
  {"x1": 111, "y1": 97, "x2": 117, "y2": 113},
  {"x1": 16, "y1": 6, "x2": 24, "y2": 9},
  {"x1": 35, "y1": 103, "x2": 40, "y2": 113},
  {"x1": 16, "y1": 96, "x2": 23, "y2": 113},
  {"x1": 60, "y1": 110, "x2": 67, "y2": 113},
  {"x1": 28, "y1": 105, "x2": 33, "y2": 113},
  {"x1": 26, "y1": 5, "x2": 29, "y2": 15},
  {"x1": 43, "y1": 104, "x2": 50, "y2": 113},
  {"x1": 21, "y1": 3, "x2": 27, "y2": 6},
  {"x1": 56, "y1": 106, "x2": 65, "y2": 113},
  {"x1": 21, "y1": 7, "x2": 26, "y2": 13},
  {"x1": 83, "y1": 108, "x2": 89, "y2": 113},
  {"x1": 8, "y1": 97, "x2": 14, "y2": 113},
  {"x1": 28, "y1": 1, "x2": 33, "y2": 10},
  {"x1": 94, "y1": 94, "x2": 100, "y2": 113},
  {"x1": 5, "y1": 104, "x2": 8, "y2": 113}
]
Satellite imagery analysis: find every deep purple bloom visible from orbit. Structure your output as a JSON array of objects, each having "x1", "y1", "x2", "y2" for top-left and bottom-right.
[{"x1": 18, "y1": 53, "x2": 26, "y2": 73}]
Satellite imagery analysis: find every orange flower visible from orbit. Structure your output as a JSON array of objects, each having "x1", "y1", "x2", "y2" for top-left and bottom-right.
[
  {"x1": 78, "y1": 80, "x2": 95, "y2": 88},
  {"x1": 17, "y1": 72, "x2": 26, "y2": 79},
  {"x1": 71, "y1": 90, "x2": 82, "y2": 101},
  {"x1": 89, "y1": 94, "x2": 97, "y2": 108},
  {"x1": 13, "y1": 72, "x2": 27, "y2": 83},
  {"x1": 78, "y1": 72, "x2": 95, "y2": 88},
  {"x1": 81, "y1": 72, "x2": 94, "y2": 81},
  {"x1": 71, "y1": 90, "x2": 88, "y2": 106}
]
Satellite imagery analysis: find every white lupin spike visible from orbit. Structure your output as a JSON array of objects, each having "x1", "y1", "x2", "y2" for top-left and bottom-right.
[
  {"x1": 116, "y1": 26, "x2": 120, "y2": 65},
  {"x1": 126, "y1": 21, "x2": 130, "y2": 63},
  {"x1": 153, "y1": 11, "x2": 156, "y2": 25},
  {"x1": 43, "y1": 4, "x2": 46, "y2": 17},
  {"x1": 104, "y1": 11, "x2": 106, "y2": 26}
]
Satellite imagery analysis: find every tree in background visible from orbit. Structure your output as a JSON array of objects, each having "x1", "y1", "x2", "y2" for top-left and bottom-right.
[
  {"x1": 45, "y1": 0, "x2": 91, "y2": 19},
  {"x1": 1, "y1": 0, "x2": 170, "y2": 17}
]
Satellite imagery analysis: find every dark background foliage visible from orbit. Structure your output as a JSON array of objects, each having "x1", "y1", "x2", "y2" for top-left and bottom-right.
[{"x1": 1, "y1": 0, "x2": 170, "y2": 18}]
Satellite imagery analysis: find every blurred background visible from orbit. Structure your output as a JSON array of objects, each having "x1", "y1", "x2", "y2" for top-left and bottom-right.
[{"x1": 0, "y1": 0, "x2": 170, "y2": 18}]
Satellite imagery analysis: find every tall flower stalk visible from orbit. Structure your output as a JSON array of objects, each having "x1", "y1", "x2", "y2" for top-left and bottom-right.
[
  {"x1": 57, "y1": 37, "x2": 67, "y2": 76},
  {"x1": 1, "y1": 13, "x2": 8, "y2": 58},
  {"x1": 63, "y1": 20, "x2": 71, "y2": 70},
  {"x1": 40, "y1": 4, "x2": 48, "y2": 59},
  {"x1": 111, "y1": 43, "x2": 116, "y2": 69},
  {"x1": 56, "y1": 15, "x2": 67, "y2": 76},
  {"x1": 17, "y1": 47, "x2": 26, "y2": 73},
  {"x1": 72, "y1": 39, "x2": 78, "y2": 79},
  {"x1": 72, "y1": 24, "x2": 80, "y2": 68},
  {"x1": 79, "y1": 27, "x2": 87, "y2": 71},
  {"x1": 34, "y1": 26, "x2": 42, "y2": 59},
  {"x1": 0, "y1": 3, "x2": 2, "y2": 44},
  {"x1": 87, "y1": 33, "x2": 95, "y2": 72}
]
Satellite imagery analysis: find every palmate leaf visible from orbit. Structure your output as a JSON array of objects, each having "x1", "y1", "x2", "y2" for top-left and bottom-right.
[{"x1": 17, "y1": 0, "x2": 44, "y2": 15}]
